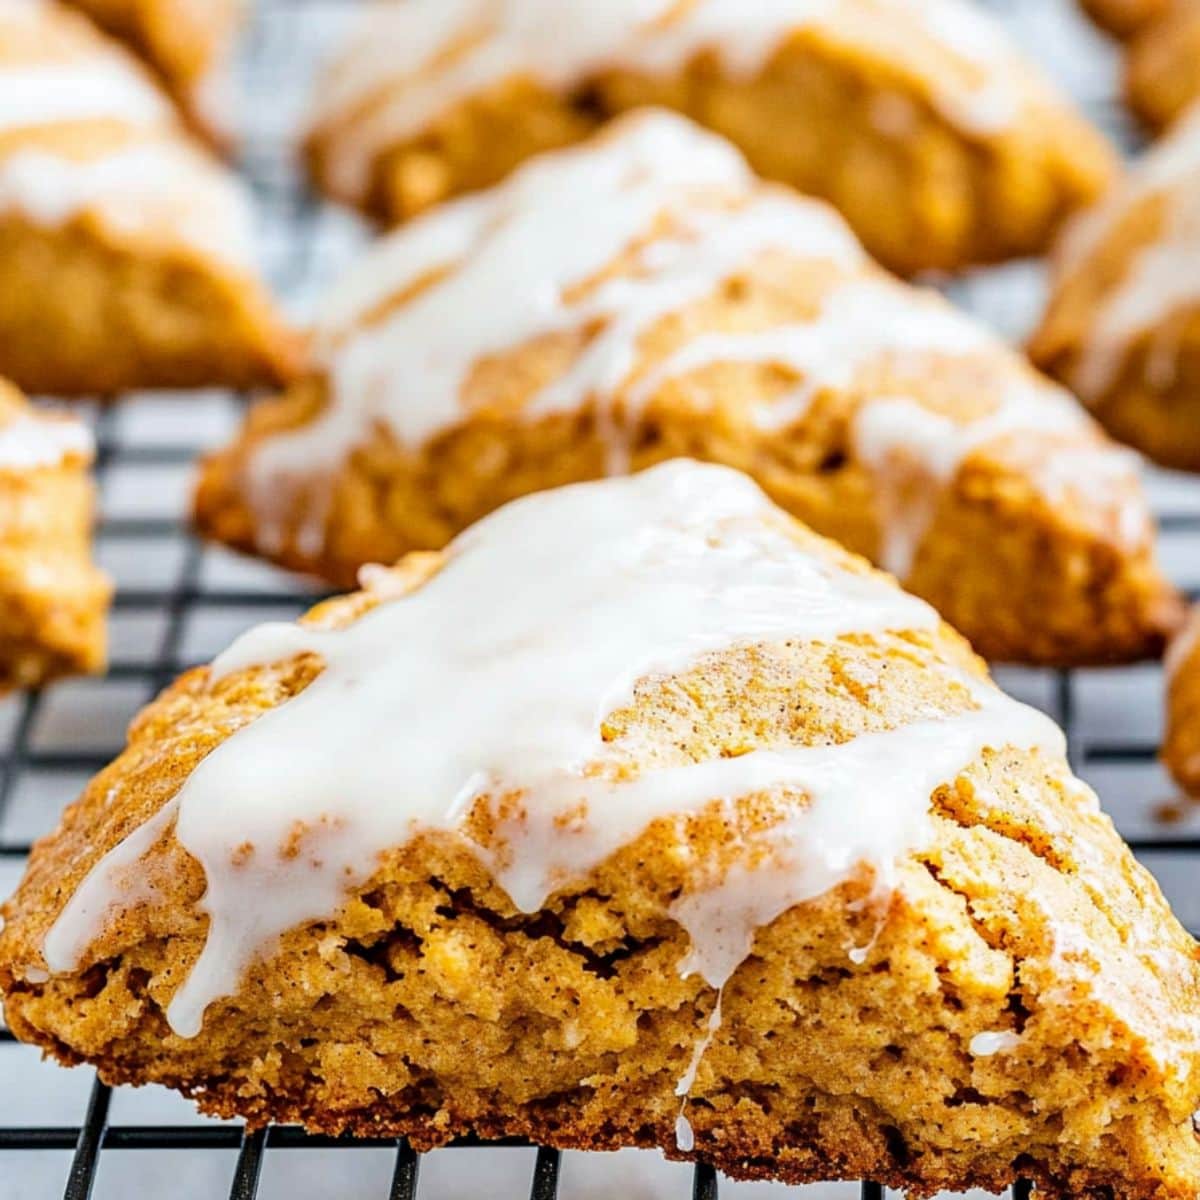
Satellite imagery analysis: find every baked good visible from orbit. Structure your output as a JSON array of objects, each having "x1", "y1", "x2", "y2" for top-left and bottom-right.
[
  {"x1": 1031, "y1": 101, "x2": 1200, "y2": 472},
  {"x1": 6, "y1": 460, "x2": 1200, "y2": 1198},
  {"x1": 1164, "y1": 607, "x2": 1200, "y2": 797},
  {"x1": 0, "y1": 380, "x2": 110, "y2": 691},
  {"x1": 1126, "y1": 1, "x2": 1200, "y2": 132},
  {"x1": 305, "y1": 0, "x2": 1116, "y2": 275},
  {"x1": 0, "y1": 1, "x2": 298, "y2": 396},
  {"x1": 1079, "y1": 0, "x2": 1168, "y2": 38},
  {"x1": 197, "y1": 112, "x2": 1181, "y2": 668},
  {"x1": 64, "y1": 0, "x2": 243, "y2": 141}
]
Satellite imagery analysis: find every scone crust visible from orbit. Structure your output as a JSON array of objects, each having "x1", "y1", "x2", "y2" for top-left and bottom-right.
[
  {"x1": 306, "y1": 18, "x2": 1115, "y2": 275},
  {"x1": 2, "y1": 548, "x2": 1199, "y2": 1200}
]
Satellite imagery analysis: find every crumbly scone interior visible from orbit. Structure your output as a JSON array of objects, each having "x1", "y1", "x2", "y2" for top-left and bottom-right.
[
  {"x1": 198, "y1": 111, "x2": 1177, "y2": 665},
  {"x1": 6, "y1": 463, "x2": 1200, "y2": 1199}
]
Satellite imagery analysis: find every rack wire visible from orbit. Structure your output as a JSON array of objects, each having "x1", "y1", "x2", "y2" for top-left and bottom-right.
[{"x1": 2, "y1": 1, "x2": 1199, "y2": 1197}]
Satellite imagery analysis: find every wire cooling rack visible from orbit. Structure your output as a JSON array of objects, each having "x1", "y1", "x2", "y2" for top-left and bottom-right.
[{"x1": 2, "y1": 2, "x2": 1199, "y2": 1197}]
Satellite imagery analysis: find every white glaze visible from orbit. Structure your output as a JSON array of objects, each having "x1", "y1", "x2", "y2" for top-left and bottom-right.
[
  {"x1": 0, "y1": 61, "x2": 171, "y2": 133},
  {"x1": 1057, "y1": 102, "x2": 1200, "y2": 400},
  {"x1": 969, "y1": 1030, "x2": 1020, "y2": 1057},
  {"x1": 250, "y1": 112, "x2": 1141, "y2": 582},
  {"x1": 312, "y1": 0, "x2": 1028, "y2": 200},
  {"x1": 0, "y1": 142, "x2": 256, "y2": 268},
  {"x1": 0, "y1": 410, "x2": 92, "y2": 470},
  {"x1": 43, "y1": 461, "x2": 1064, "y2": 1039}
]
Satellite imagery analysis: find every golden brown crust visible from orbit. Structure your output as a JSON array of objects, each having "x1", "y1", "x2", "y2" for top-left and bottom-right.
[
  {"x1": 196, "y1": 246, "x2": 1182, "y2": 667},
  {"x1": 2, "y1": 549, "x2": 1198, "y2": 1198},
  {"x1": 1126, "y1": 2, "x2": 1200, "y2": 132},
  {"x1": 0, "y1": 211, "x2": 300, "y2": 396},
  {"x1": 307, "y1": 24, "x2": 1116, "y2": 276},
  {"x1": 0, "y1": 381, "x2": 110, "y2": 690}
]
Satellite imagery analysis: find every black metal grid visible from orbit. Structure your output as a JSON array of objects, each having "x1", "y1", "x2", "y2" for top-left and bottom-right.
[{"x1": 0, "y1": 1, "x2": 1197, "y2": 1196}]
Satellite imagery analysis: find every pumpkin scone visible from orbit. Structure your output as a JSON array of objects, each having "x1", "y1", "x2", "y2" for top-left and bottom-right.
[
  {"x1": 1031, "y1": 101, "x2": 1200, "y2": 472},
  {"x1": 0, "y1": 1, "x2": 297, "y2": 397},
  {"x1": 0, "y1": 380, "x2": 110, "y2": 692},
  {"x1": 305, "y1": 0, "x2": 1116, "y2": 276},
  {"x1": 1164, "y1": 607, "x2": 1200, "y2": 798},
  {"x1": 1126, "y1": 0, "x2": 1200, "y2": 133},
  {"x1": 197, "y1": 112, "x2": 1181, "y2": 668},
  {"x1": 7, "y1": 461, "x2": 1200, "y2": 1198},
  {"x1": 64, "y1": 0, "x2": 243, "y2": 142}
]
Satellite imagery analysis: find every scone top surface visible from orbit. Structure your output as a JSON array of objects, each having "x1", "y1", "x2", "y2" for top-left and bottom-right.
[
  {"x1": 49, "y1": 459, "x2": 1052, "y2": 1035},
  {"x1": 201, "y1": 110, "x2": 1176, "y2": 665}
]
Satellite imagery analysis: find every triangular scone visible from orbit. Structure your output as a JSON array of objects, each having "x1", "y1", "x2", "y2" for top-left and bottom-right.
[
  {"x1": 1164, "y1": 608, "x2": 1200, "y2": 797},
  {"x1": 1126, "y1": 1, "x2": 1200, "y2": 132},
  {"x1": 63, "y1": 0, "x2": 243, "y2": 142},
  {"x1": 0, "y1": 380, "x2": 110, "y2": 690},
  {"x1": 0, "y1": 1, "x2": 298, "y2": 396},
  {"x1": 1031, "y1": 103, "x2": 1200, "y2": 472},
  {"x1": 8, "y1": 462, "x2": 1200, "y2": 1198},
  {"x1": 305, "y1": 0, "x2": 1115, "y2": 276},
  {"x1": 197, "y1": 112, "x2": 1180, "y2": 667}
]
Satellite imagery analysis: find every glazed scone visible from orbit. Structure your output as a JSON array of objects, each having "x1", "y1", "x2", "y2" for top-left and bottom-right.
[
  {"x1": 306, "y1": 0, "x2": 1116, "y2": 276},
  {"x1": 1031, "y1": 102, "x2": 1200, "y2": 472},
  {"x1": 197, "y1": 113, "x2": 1181, "y2": 668},
  {"x1": 1079, "y1": 0, "x2": 1168, "y2": 38},
  {"x1": 8, "y1": 462, "x2": 1200, "y2": 1198},
  {"x1": 0, "y1": 1, "x2": 298, "y2": 396},
  {"x1": 1164, "y1": 608, "x2": 1200, "y2": 797},
  {"x1": 1126, "y1": 0, "x2": 1200, "y2": 132},
  {"x1": 64, "y1": 0, "x2": 243, "y2": 141},
  {"x1": 0, "y1": 381, "x2": 110, "y2": 691}
]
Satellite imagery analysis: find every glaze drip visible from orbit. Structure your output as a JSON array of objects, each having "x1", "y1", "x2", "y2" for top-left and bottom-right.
[{"x1": 44, "y1": 461, "x2": 1064, "y2": 1039}]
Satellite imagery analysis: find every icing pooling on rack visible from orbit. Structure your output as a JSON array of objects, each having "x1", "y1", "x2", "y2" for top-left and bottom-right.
[
  {"x1": 44, "y1": 461, "x2": 1065, "y2": 1039},
  {"x1": 313, "y1": 0, "x2": 1029, "y2": 200},
  {"x1": 249, "y1": 111, "x2": 1142, "y2": 578},
  {"x1": 1058, "y1": 102, "x2": 1200, "y2": 400},
  {"x1": 0, "y1": 410, "x2": 92, "y2": 470},
  {"x1": 0, "y1": 3, "x2": 256, "y2": 266}
]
